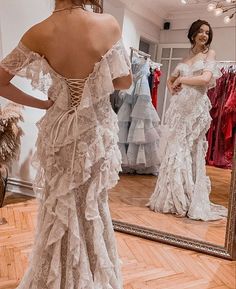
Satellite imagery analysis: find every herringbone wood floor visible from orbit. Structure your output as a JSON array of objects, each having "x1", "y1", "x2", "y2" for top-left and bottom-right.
[
  {"x1": 0, "y1": 172, "x2": 235, "y2": 289},
  {"x1": 110, "y1": 167, "x2": 231, "y2": 246}
]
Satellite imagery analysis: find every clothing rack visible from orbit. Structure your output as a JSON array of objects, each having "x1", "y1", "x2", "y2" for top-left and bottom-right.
[
  {"x1": 130, "y1": 47, "x2": 162, "y2": 70},
  {"x1": 130, "y1": 47, "x2": 151, "y2": 61},
  {"x1": 149, "y1": 59, "x2": 162, "y2": 70},
  {"x1": 218, "y1": 60, "x2": 236, "y2": 63},
  {"x1": 217, "y1": 60, "x2": 236, "y2": 72}
]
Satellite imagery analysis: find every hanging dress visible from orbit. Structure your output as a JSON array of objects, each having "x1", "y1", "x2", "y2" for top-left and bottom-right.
[
  {"x1": 0, "y1": 39, "x2": 131, "y2": 289},
  {"x1": 148, "y1": 59, "x2": 228, "y2": 221},
  {"x1": 117, "y1": 55, "x2": 160, "y2": 175}
]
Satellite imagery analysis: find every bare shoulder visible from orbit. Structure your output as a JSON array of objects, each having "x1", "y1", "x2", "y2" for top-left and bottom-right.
[
  {"x1": 20, "y1": 17, "x2": 53, "y2": 53},
  {"x1": 91, "y1": 13, "x2": 121, "y2": 42},
  {"x1": 206, "y1": 49, "x2": 216, "y2": 60},
  {"x1": 181, "y1": 56, "x2": 189, "y2": 63},
  {"x1": 92, "y1": 13, "x2": 120, "y2": 28}
]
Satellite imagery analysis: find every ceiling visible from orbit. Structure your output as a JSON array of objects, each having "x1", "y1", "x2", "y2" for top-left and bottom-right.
[
  {"x1": 150, "y1": 0, "x2": 211, "y2": 14},
  {"x1": 121, "y1": 0, "x2": 212, "y2": 19}
]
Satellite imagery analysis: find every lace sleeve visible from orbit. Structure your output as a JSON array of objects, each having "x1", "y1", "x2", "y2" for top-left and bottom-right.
[
  {"x1": 0, "y1": 42, "x2": 36, "y2": 75},
  {"x1": 107, "y1": 39, "x2": 131, "y2": 80},
  {"x1": 204, "y1": 60, "x2": 222, "y2": 89},
  {"x1": 170, "y1": 64, "x2": 180, "y2": 78},
  {"x1": 0, "y1": 42, "x2": 51, "y2": 94}
]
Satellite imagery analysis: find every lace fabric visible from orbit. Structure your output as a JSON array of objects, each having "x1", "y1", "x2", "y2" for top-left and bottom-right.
[
  {"x1": 148, "y1": 60, "x2": 228, "y2": 221},
  {"x1": 0, "y1": 38, "x2": 130, "y2": 288}
]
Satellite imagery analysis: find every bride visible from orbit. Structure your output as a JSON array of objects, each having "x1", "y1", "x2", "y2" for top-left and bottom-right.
[
  {"x1": 148, "y1": 19, "x2": 228, "y2": 221},
  {"x1": 0, "y1": 0, "x2": 132, "y2": 288}
]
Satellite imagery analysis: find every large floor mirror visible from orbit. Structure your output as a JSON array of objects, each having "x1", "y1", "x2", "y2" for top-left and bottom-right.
[
  {"x1": 0, "y1": 0, "x2": 235, "y2": 261},
  {"x1": 104, "y1": 0, "x2": 236, "y2": 260}
]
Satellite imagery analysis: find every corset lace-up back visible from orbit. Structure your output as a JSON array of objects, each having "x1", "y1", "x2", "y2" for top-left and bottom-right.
[
  {"x1": 64, "y1": 77, "x2": 88, "y2": 108},
  {"x1": 0, "y1": 38, "x2": 132, "y2": 289}
]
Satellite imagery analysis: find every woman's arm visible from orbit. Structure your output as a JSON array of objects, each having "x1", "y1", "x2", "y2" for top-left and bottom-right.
[
  {"x1": 173, "y1": 50, "x2": 216, "y2": 89},
  {"x1": 167, "y1": 75, "x2": 179, "y2": 95},
  {"x1": 106, "y1": 15, "x2": 132, "y2": 90},
  {"x1": 0, "y1": 67, "x2": 53, "y2": 109},
  {"x1": 173, "y1": 70, "x2": 213, "y2": 87},
  {"x1": 113, "y1": 74, "x2": 132, "y2": 90}
]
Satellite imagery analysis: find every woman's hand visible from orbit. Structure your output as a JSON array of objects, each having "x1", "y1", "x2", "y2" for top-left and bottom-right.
[
  {"x1": 43, "y1": 99, "x2": 54, "y2": 110},
  {"x1": 167, "y1": 75, "x2": 183, "y2": 96},
  {"x1": 172, "y1": 76, "x2": 182, "y2": 90},
  {"x1": 171, "y1": 77, "x2": 183, "y2": 95}
]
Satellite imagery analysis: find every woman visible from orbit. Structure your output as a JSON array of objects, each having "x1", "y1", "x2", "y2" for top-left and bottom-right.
[
  {"x1": 148, "y1": 19, "x2": 227, "y2": 221},
  {"x1": 0, "y1": 0, "x2": 132, "y2": 288}
]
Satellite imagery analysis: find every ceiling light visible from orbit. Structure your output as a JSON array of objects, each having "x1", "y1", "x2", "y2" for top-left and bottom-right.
[
  {"x1": 214, "y1": 7, "x2": 224, "y2": 15},
  {"x1": 224, "y1": 15, "x2": 231, "y2": 22},
  {"x1": 181, "y1": 0, "x2": 236, "y2": 23},
  {"x1": 224, "y1": 13, "x2": 235, "y2": 22},
  {"x1": 207, "y1": 3, "x2": 217, "y2": 11}
]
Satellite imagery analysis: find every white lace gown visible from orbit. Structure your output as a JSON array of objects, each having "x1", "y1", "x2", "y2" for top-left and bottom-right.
[
  {"x1": 0, "y1": 39, "x2": 131, "y2": 289},
  {"x1": 148, "y1": 60, "x2": 228, "y2": 221}
]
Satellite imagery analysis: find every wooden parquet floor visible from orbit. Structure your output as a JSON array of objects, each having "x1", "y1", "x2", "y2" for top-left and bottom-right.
[
  {"x1": 0, "y1": 191, "x2": 235, "y2": 289},
  {"x1": 109, "y1": 167, "x2": 231, "y2": 246}
]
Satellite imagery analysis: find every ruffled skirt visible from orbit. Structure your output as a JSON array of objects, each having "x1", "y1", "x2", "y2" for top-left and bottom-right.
[
  {"x1": 148, "y1": 87, "x2": 228, "y2": 221},
  {"x1": 16, "y1": 104, "x2": 123, "y2": 289}
]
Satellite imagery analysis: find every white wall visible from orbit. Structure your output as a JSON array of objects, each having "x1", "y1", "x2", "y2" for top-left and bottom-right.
[
  {"x1": 0, "y1": 0, "x2": 52, "y2": 185},
  {"x1": 122, "y1": 9, "x2": 160, "y2": 52},
  {"x1": 160, "y1": 19, "x2": 236, "y2": 61},
  {"x1": 104, "y1": 0, "x2": 161, "y2": 54},
  {"x1": 103, "y1": 0, "x2": 125, "y2": 28}
]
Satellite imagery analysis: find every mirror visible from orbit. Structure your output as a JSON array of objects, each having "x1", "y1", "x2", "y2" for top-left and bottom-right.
[
  {"x1": 0, "y1": 0, "x2": 235, "y2": 261},
  {"x1": 105, "y1": 0, "x2": 236, "y2": 259}
]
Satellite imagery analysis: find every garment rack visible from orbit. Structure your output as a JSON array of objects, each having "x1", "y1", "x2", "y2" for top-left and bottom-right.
[
  {"x1": 218, "y1": 60, "x2": 236, "y2": 63},
  {"x1": 130, "y1": 47, "x2": 151, "y2": 62},
  {"x1": 130, "y1": 47, "x2": 162, "y2": 69},
  {"x1": 217, "y1": 61, "x2": 236, "y2": 72}
]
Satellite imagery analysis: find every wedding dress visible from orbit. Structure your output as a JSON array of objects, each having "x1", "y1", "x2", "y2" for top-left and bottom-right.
[
  {"x1": 148, "y1": 59, "x2": 228, "y2": 221},
  {"x1": 0, "y1": 39, "x2": 130, "y2": 289}
]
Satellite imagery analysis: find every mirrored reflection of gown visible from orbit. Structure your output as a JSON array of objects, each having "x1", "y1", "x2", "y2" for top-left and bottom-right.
[
  {"x1": 0, "y1": 39, "x2": 131, "y2": 289},
  {"x1": 148, "y1": 60, "x2": 228, "y2": 221},
  {"x1": 117, "y1": 55, "x2": 160, "y2": 175}
]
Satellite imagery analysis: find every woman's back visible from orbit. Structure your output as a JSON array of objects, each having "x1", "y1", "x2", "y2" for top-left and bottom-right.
[
  {"x1": 22, "y1": 8, "x2": 121, "y2": 79},
  {"x1": 0, "y1": 4, "x2": 132, "y2": 289}
]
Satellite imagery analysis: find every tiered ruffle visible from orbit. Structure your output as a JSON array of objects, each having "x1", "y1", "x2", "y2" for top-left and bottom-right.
[
  {"x1": 1, "y1": 39, "x2": 130, "y2": 288},
  {"x1": 148, "y1": 85, "x2": 228, "y2": 221},
  {"x1": 117, "y1": 64, "x2": 160, "y2": 175}
]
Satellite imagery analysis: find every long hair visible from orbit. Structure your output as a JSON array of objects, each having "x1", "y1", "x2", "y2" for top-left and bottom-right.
[{"x1": 72, "y1": 0, "x2": 102, "y2": 12}]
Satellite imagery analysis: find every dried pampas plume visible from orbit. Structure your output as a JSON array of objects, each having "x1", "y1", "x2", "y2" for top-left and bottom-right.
[
  {"x1": 0, "y1": 103, "x2": 24, "y2": 166},
  {"x1": 0, "y1": 103, "x2": 24, "y2": 208}
]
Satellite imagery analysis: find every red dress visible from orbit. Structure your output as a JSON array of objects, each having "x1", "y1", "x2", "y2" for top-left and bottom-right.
[
  {"x1": 151, "y1": 69, "x2": 161, "y2": 109},
  {"x1": 207, "y1": 69, "x2": 236, "y2": 169}
]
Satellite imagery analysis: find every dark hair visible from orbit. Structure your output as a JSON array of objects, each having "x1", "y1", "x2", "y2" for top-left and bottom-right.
[
  {"x1": 72, "y1": 0, "x2": 102, "y2": 12},
  {"x1": 187, "y1": 19, "x2": 213, "y2": 52}
]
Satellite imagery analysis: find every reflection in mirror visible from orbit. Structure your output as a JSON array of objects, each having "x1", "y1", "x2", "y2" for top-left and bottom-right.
[{"x1": 106, "y1": 0, "x2": 236, "y2": 255}]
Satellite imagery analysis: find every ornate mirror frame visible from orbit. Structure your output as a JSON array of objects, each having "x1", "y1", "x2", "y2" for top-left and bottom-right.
[{"x1": 113, "y1": 144, "x2": 236, "y2": 260}]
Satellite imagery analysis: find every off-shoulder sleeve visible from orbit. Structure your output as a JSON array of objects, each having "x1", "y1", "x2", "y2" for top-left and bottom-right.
[
  {"x1": 107, "y1": 39, "x2": 131, "y2": 80},
  {"x1": 0, "y1": 42, "x2": 51, "y2": 94},
  {"x1": 204, "y1": 60, "x2": 222, "y2": 89},
  {"x1": 0, "y1": 42, "x2": 37, "y2": 75},
  {"x1": 170, "y1": 64, "x2": 180, "y2": 78}
]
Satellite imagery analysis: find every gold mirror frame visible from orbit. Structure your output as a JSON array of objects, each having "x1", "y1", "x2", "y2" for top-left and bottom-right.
[
  {"x1": 113, "y1": 144, "x2": 236, "y2": 260},
  {"x1": 5, "y1": 0, "x2": 235, "y2": 261}
]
